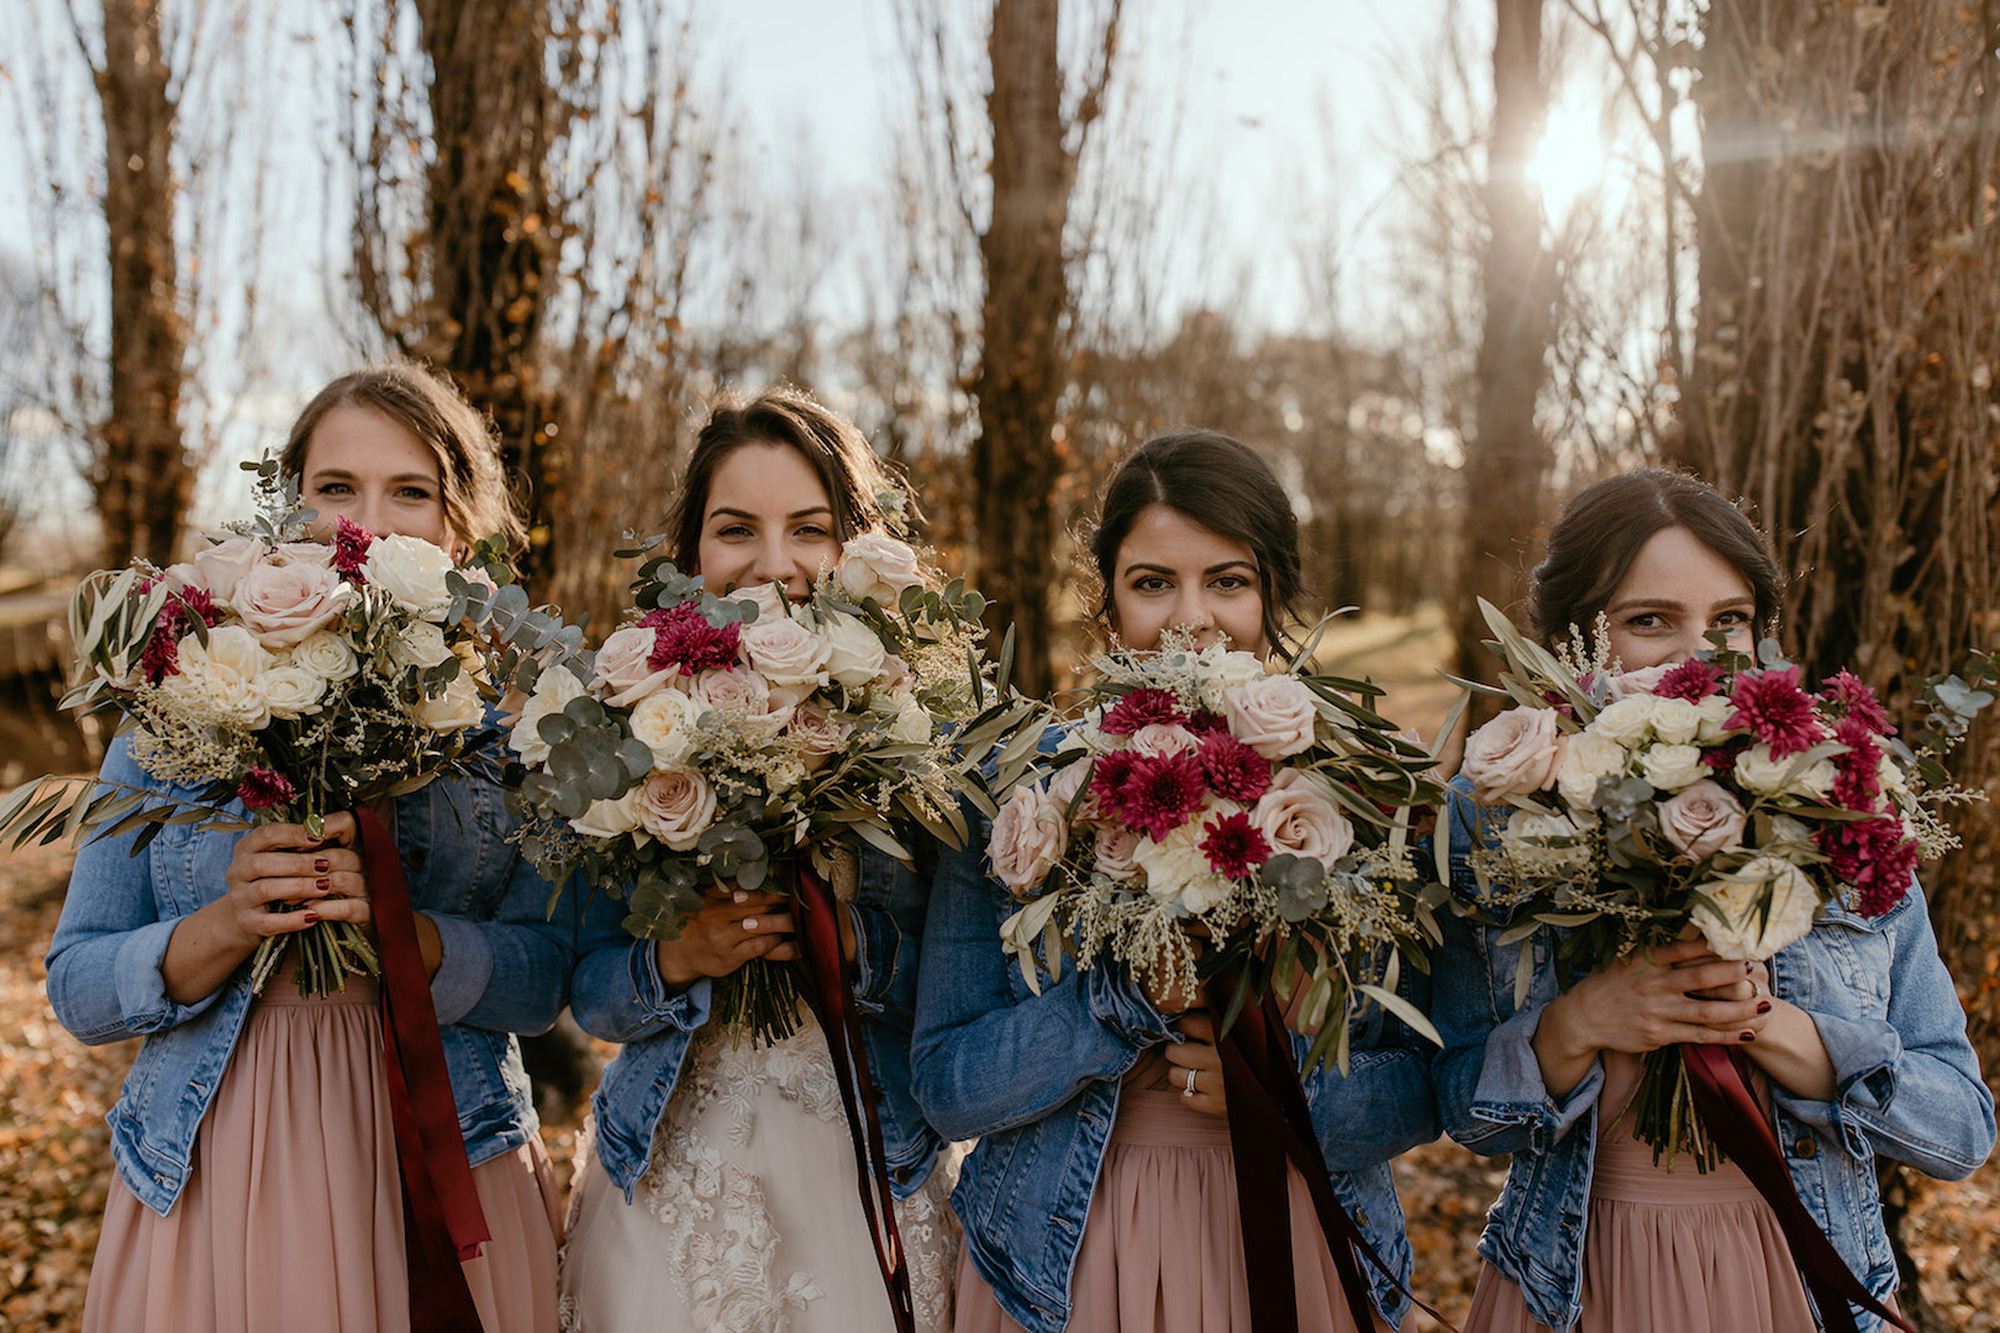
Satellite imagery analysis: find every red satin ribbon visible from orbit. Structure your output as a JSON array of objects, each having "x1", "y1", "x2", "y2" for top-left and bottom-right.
[
  {"x1": 791, "y1": 863, "x2": 917, "y2": 1333},
  {"x1": 356, "y1": 805, "x2": 491, "y2": 1333},
  {"x1": 1213, "y1": 974, "x2": 1460, "y2": 1333},
  {"x1": 1678, "y1": 1045, "x2": 1913, "y2": 1333}
]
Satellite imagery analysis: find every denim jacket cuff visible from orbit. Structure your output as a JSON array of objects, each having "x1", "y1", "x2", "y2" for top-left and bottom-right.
[
  {"x1": 1085, "y1": 964, "x2": 1174, "y2": 1048},
  {"x1": 850, "y1": 902, "x2": 901, "y2": 1015},
  {"x1": 1775, "y1": 1010, "x2": 1901, "y2": 1159},
  {"x1": 422, "y1": 911, "x2": 495, "y2": 1028},
  {"x1": 634, "y1": 939, "x2": 714, "y2": 1030},
  {"x1": 116, "y1": 918, "x2": 221, "y2": 1034},
  {"x1": 1471, "y1": 1005, "x2": 1603, "y2": 1150}
]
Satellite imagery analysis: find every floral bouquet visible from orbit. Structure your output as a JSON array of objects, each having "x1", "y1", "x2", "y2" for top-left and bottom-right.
[
  {"x1": 502, "y1": 530, "x2": 1022, "y2": 1045},
  {"x1": 1, "y1": 462, "x2": 508, "y2": 996},
  {"x1": 988, "y1": 629, "x2": 1447, "y2": 1073},
  {"x1": 1457, "y1": 598, "x2": 1994, "y2": 1167}
]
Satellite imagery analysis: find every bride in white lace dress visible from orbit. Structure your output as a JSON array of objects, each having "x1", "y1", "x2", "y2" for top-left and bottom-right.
[{"x1": 556, "y1": 389, "x2": 959, "y2": 1332}]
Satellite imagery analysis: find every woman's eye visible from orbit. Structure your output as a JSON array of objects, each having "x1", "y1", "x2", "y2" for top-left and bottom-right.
[
  {"x1": 1625, "y1": 613, "x2": 1663, "y2": 630},
  {"x1": 714, "y1": 523, "x2": 752, "y2": 539},
  {"x1": 1130, "y1": 576, "x2": 1170, "y2": 594},
  {"x1": 1211, "y1": 575, "x2": 1252, "y2": 593},
  {"x1": 1712, "y1": 610, "x2": 1751, "y2": 628},
  {"x1": 397, "y1": 486, "x2": 434, "y2": 502},
  {"x1": 794, "y1": 524, "x2": 830, "y2": 540},
  {"x1": 314, "y1": 482, "x2": 352, "y2": 498}
]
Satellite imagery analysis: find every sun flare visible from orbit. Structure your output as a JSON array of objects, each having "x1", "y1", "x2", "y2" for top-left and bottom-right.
[{"x1": 1525, "y1": 101, "x2": 1610, "y2": 226}]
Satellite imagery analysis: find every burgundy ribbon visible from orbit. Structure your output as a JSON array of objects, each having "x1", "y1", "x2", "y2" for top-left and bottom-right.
[
  {"x1": 1679, "y1": 1045, "x2": 1912, "y2": 1333},
  {"x1": 791, "y1": 863, "x2": 917, "y2": 1333},
  {"x1": 1213, "y1": 972, "x2": 1460, "y2": 1333},
  {"x1": 356, "y1": 805, "x2": 491, "y2": 1333}
]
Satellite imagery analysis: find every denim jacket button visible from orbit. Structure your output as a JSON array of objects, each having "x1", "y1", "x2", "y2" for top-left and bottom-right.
[
  {"x1": 1794, "y1": 1136, "x2": 1817, "y2": 1160},
  {"x1": 406, "y1": 848, "x2": 429, "y2": 871},
  {"x1": 1353, "y1": 1208, "x2": 1369, "y2": 1229},
  {"x1": 893, "y1": 1166, "x2": 911, "y2": 1185}
]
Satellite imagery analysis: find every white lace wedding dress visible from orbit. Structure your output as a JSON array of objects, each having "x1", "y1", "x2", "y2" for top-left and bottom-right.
[{"x1": 557, "y1": 1013, "x2": 961, "y2": 1333}]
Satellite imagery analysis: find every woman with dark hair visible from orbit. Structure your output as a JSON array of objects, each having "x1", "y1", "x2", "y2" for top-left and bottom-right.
[
  {"x1": 908, "y1": 429, "x2": 1435, "y2": 1333},
  {"x1": 50, "y1": 362, "x2": 572, "y2": 1333},
  {"x1": 1431, "y1": 467, "x2": 1992, "y2": 1331},
  {"x1": 557, "y1": 387, "x2": 960, "y2": 1332}
]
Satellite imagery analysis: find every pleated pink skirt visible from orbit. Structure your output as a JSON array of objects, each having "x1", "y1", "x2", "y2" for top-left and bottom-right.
[
  {"x1": 953, "y1": 1087, "x2": 1388, "y2": 1333},
  {"x1": 83, "y1": 973, "x2": 561, "y2": 1333},
  {"x1": 1465, "y1": 1053, "x2": 1856, "y2": 1333}
]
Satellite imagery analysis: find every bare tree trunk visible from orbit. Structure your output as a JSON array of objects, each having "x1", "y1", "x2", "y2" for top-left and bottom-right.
[
  {"x1": 1455, "y1": 0, "x2": 1553, "y2": 713},
  {"x1": 93, "y1": 0, "x2": 190, "y2": 567},
  {"x1": 971, "y1": 0, "x2": 1073, "y2": 698}
]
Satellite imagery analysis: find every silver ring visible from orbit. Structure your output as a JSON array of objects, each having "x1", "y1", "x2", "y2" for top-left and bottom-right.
[
  {"x1": 1753, "y1": 979, "x2": 1766, "y2": 999},
  {"x1": 1181, "y1": 1067, "x2": 1198, "y2": 1098}
]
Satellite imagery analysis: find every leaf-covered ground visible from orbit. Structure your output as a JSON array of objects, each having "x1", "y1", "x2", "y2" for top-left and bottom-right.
[{"x1": 5, "y1": 838, "x2": 1996, "y2": 1331}]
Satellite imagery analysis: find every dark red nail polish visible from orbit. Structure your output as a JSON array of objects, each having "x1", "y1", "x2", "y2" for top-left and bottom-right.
[
  {"x1": 315, "y1": 877, "x2": 331, "y2": 892},
  {"x1": 1757, "y1": 1001, "x2": 1772, "y2": 1015},
  {"x1": 314, "y1": 858, "x2": 330, "y2": 873},
  {"x1": 302, "y1": 911, "x2": 321, "y2": 924},
  {"x1": 1740, "y1": 1031, "x2": 1756, "y2": 1042},
  {"x1": 1744, "y1": 961, "x2": 1754, "y2": 972}
]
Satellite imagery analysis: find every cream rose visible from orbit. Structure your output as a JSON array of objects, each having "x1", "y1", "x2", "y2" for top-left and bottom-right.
[
  {"x1": 1134, "y1": 816, "x2": 1232, "y2": 913},
  {"x1": 635, "y1": 768, "x2": 718, "y2": 851},
  {"x1": 739, "y1": 615, "x2": 831, "y2": 688},
  {"x1": 163, "y1": 625, "x2": 274, "y2": 728},
  {"x1": 1249, "y1": 768, "x2": 1354, "y2": 867},
  {"x1": 1200, "y1": 647, "x2": 1268, "y2": 695},
  {"x1": 292, "y1": 630, "x2": 360, "y2": 683},
  {"x1": 1589, "y1": 695, "x2": 1660, "y2": 749},
  {"x1": 820, "y1": 611, "x2": 888, "y2": 688},
  {"x1": 1733, "y1": 742, "x2": 1836, "y2": 799},
  {"x1": 510, "y1": 666, "x2": 586, "y2": 766},
  {"x1": 418, "y1": 671, "x2": 484, "y2": 732},
  {"x1": 837, "y1": 532, "x2": 924, "y2": 606},
  {"x1": 362, "y1": 534, "x2": 455, "y2": 620},
  {"x1": 1658, "y1": 779, "x2": 1747, "y2": 860},
  {"x1": 1692, "y1": 855, "x2": 1819, "y2": 960},
  {"x1": 1555, "y1": 731, "x2": 1629, "y2": 807},
  {"x1": 391, "y1": 621, "x2": 454, "y2": 671},
  {"x1": 1650, "y1": 698, "x2": 1705, "y2": 746},
  {"x1": 629, "y1": 689, "x2": 701, "y2": 768},
  {"x1": 231, "y1": 557, "x2": 351, "y2": 648},
  {"x1": 260, "y1": 665, "x2": 327, "y2": 719},
  {"x1": 187, "y1": 536, "x2": 268, "y2": 606},
  {"x1": 1639, "y1": 743, "x2": 1708, "y2": 792},
  {"x1": 594, "y1": 625, "x2": 677, "y2": 708},
  {"x1": 1222, "y1": 675, "x2": 1319, "y2": 759},
  {"x1": 1695, "y1": 694, "x2": 1736, "y2": 741},
  {"x1": 1462, "y1": 707, "x2": 1564, "y2": 805},
  {"x1": 989, "y1": 784, "x2": 1069, "y2": 894},
  {"x1": 888, "y1": 691, "x2": 932, "y2": 745},
  {"x1": 570, "y1": 787, "x2": 648, "y2": 841}
]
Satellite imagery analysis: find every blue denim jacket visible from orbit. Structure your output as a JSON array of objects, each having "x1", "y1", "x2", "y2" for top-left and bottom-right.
[
  {"x1": 45, "y1": 733, "x2": 576, "y2": 1217},
  {"x1": 910, "y1": 805, "x2": 1440, "y2": 1333},
  {"x1": 1432, "y1": 786, "x2": 1995, "y2": 1331},
  {"x1": 571, "y1": 844, "x2": 945, "y2": 1202}
]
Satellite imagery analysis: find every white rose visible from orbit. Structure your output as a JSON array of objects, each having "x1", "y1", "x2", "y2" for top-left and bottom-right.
[
  {"x1": 1221, "y1": 675, "x2": 1320, "y2": 759},
  {"x1": 1695, "y1": 694, "x2": 1736, "y2": 742},
  {"x1": 293, "y1": 630, "x2": 360, "y2": 683},
  {"x1": 1134, "y1": 815, "x2": 1232, "y2": 914},
  {"x1": 629, "y1": 689, "x2": 701, "y2": 768},
  {"x1": 738, "y1": 615, "x2": 831, "y2": 688},
  {"x1": 1639, "y1": 743, "x2": 1708, "y2": 792},
  {"x1": 163, "y1": 625, "x2": 274, "y2": 729},
  {"x1": 510, "y1": 666, "x2": 586, "y2": 766},
  {"x1": 593, "y1": 625, "x2": 677, "y2": 708},
  {"x1": 362, "y1": 533, "x2": 456, "y2": 620},
  {"x1": 1649, "y1": 697, "x2": 1706, "y2": 746},
  {"x1": 1733, "y1": 742, "x2": 1836, "y2": 799},
  {"x1": 820, "y1": 611, "x2": 888, "y2": 687},
  {"x1": 1200, "y1": 647, "x2": 1267, "y2": 696},
  {"x1": 569, "y1": 786, "x2": 648, "y2": 841},
  {"x1": 417, "y1": 671, "x2": 484, "y2": 732},
  {"x1": 230, "y1": 556, "x2": 352, "y2": 648},
  {"x1": 838, "y1": 532, "x2": 925, "y2": 606},
  {"x1": 1497, "y1": 809, "x2": 1597, "y2": 876},
  {"x1": 1555, "y1": 731, "x2": 1630, "y2": 807},
  {"x1": 392, "y1": 621, "x2": 454, "y2": 670},
  {"x1": 635, "y1": 768, "x2": 719, "y2": 851},
  {"x1": 187, "y1": 535, "x2": 268, "y2": 606},
  {"x1": 1589, "y1": 695, "x2": 1660, "y2": 749},
  {"x1": 260, "y1": 664, "x2": 327, "y2": 719},
  {"x1": 1692, "y1": 855, "x2": 1820, "y2": 960},
  {"x1": 889, "y1": 691, "x2": 932, "y2": 745}
]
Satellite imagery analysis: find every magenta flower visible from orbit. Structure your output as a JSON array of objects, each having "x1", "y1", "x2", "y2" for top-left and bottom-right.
[
  {"x1": 331, "y1": 516, "x2": 374, "y2": 578},
  {"x1": 1104, "y1": 750, "x2": 1207, "y2": 841},
  {"x1": 1702, "y1": 736, "x2": 1751, "y2": 771},
  {"x1": 1656, "y1": 658, "x2": 1724, "y2": 702},
  {"x1": 1101, "y1": 688, "x2": 1188, "y2": 736},
  {"x1": 1820, "y1": 669, "x2": 1893, "y2": 736},
  {"x1": 1089, "y1": 749, "x2": 1140, "y2": 812},
  {"x1": 642, "y1": 603, "x2": 742, "y2": 675},
  {"x1": 1201, "y1": 811, "x2": 1272, "y2": 880},
  {"x1": 1817, "y1": 816, "x2": 1917, "y2": 917},
  {"x1": 1199, "y1": 732, "x2": 1272, "y2": 804},
  {"x1": 237, "y1": 767, "x2": 298, "y2": 811},
  {"x1": 1725, "y1": 666, "x2": 1823, "y2": 758},
  {"x1": 1184, "y1": 709, "x2": 1231, "y2": 736},
  {"x1": 1829, "y1": 716, "x2": 1882, "y2": 813}
]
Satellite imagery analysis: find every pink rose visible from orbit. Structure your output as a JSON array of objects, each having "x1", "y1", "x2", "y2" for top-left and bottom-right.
[
  {"x1": 1046, "y1": 760, "x2": 1100, "y2": 821},
  {"x1": 271, "y1": 540, "x2": 336, "y2": 569},
  {"x1": 1658, "y1": 779, "x2": 1747, "y2": 860},
  {"x1": 187, "y1": 536, "x2": 269, "y2": 605},
  {"x1": 989, "y1": 784, "x2": 1068, "y2": 894},
  {"x1": 1462, "y1": 707, "x2": 1564, "y2": 804},
  {"x1": 1127, "y1": 723, "x2": 1200, "y2": 758},
  {"x1": 230, "y1": 556, "x2": 350, "y2": 647},
  {"x1": 690, "y1": 666, "x2": 793, "y2": 739},
  {"x1": 838, "y1": 532, "x2": 924, "y2": 606},
  {"x1": 636, "y1": 768, "x2": 718, "y2": 851},
  {"x1": 879, "y1": 652, "x2": 910, "y2": 692},
  {"x1": 594, "y1": 625, "x2": 677, "y2": 707},
  {"x1": 1249, "y1": 768, "x2": 1354, "y2": 867},
  {"x1": 1221, "y1": 675, "x2": 1320, "y2": 759},
  {"x1": 1094, "y1": 824, "x2": 1142, "y2": 881},
  {"x1": 790, "y1": 705, "x2": 854, "y2": 771},
  {"x1": 738, "y1": 615, "x2": 831, "y2": 687},
  {"x1": 1606, "y1": 663, "x2": 1672, "y2": 701}
]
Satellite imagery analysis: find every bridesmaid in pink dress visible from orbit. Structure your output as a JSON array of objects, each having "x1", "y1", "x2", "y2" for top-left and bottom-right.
[{"x1": 48, "y1": 364, "x2": 573, "y2": 1333}]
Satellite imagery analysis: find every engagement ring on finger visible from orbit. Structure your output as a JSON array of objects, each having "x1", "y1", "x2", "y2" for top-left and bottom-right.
[{"x1": 1181, "y1": 1067, "x2": 1198, "y2": 1098}]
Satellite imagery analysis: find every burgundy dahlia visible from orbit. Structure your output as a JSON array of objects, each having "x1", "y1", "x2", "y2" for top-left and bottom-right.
[
  {"x1": 1201, "y1": 811, "x2": 1272, "y2": 880},
  {"x1": 1100, "y1": 688, "x2": 1187, "y2": 736},
  {"x1": 1725, "y1": 666, "x2": 1823, "y2": 759}
]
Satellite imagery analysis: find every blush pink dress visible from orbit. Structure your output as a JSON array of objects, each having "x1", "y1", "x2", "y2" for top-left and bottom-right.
[
  {"x1": 953, "y1": 1052, "x2": 1390, "y2": 1333},
  {"x1": 82, "y1": 971, "x2": 562, "y2": 1333},
  {"x1": 1464, "y1": 1050, "x2": 1874, "y2": 1333}
]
